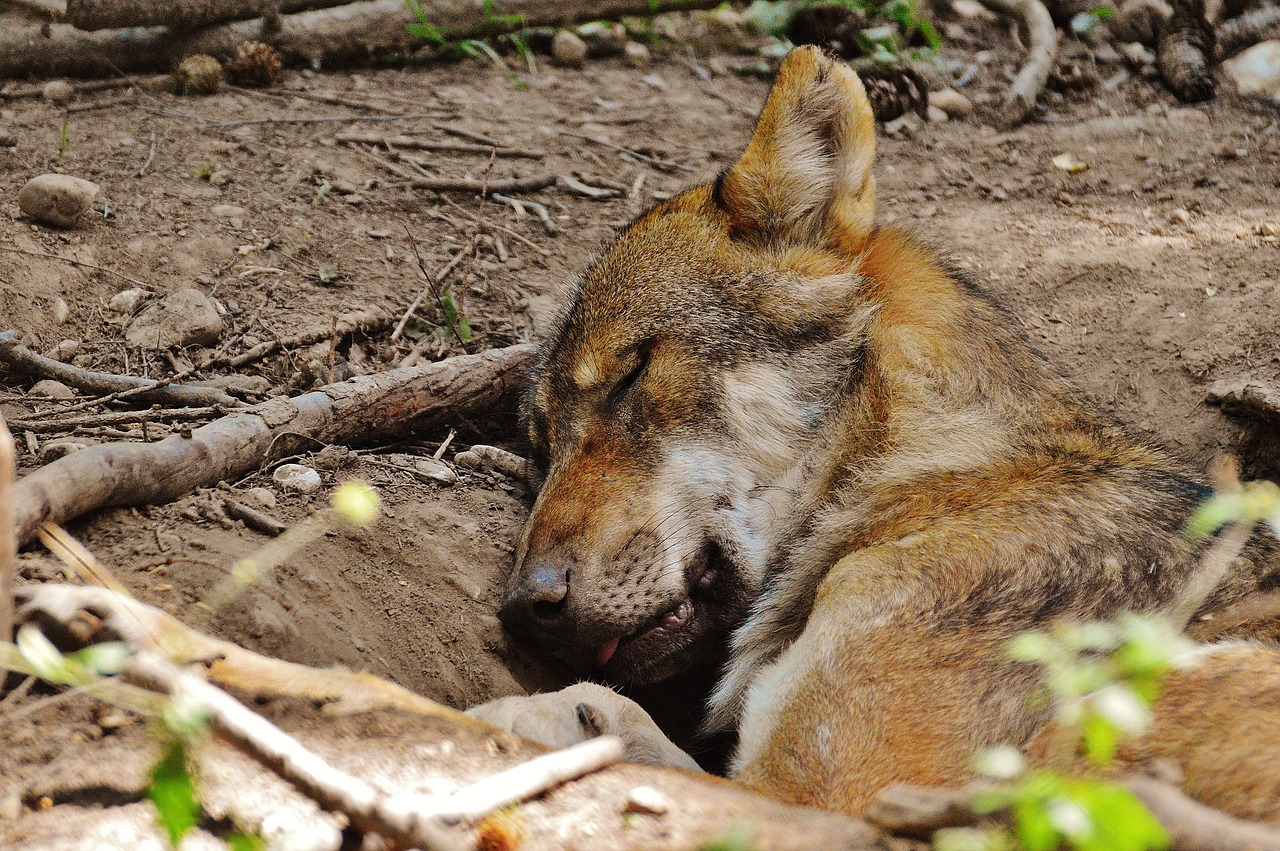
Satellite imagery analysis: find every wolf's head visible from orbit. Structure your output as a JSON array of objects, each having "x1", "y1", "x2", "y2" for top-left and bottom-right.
[{"x1": 501, "y1": 47, "x2": 882, "y2": 684}]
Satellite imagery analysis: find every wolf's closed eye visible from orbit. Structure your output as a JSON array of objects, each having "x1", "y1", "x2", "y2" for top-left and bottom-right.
[{"x1": 606, "y1": 342, "x2": 652, "y2": 409}]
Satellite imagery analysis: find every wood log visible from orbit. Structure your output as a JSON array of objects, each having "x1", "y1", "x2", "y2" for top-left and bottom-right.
[
  {"x1": 2, "y1": 0, "x2": 721, "y2": 77},
  {"x1": 13, "y1": 343, "x2": 534, "y2": 548}
]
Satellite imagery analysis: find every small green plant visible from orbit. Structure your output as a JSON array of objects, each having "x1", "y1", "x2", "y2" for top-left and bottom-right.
[
  {"x1": 313, "y1": 181, "x2": 331, "y2": 206},
  {"x1": 314, "y1": 261, "x2": 341, "y2": 285},
  {"x1": 458, "y1": 38, "x2": 528, "y2": 88},
  {"x1": 439, "y1": 282, "x2": 473, "y2": 343},
  {"x1": 192, "y1": 163, "x2": 218, "y2": 180},
  {"x1": 59, "y1": 120, "x2": 70, "y2": 155},
  {"x1": 404, "y1": 0, "x2": 446, "y2": 43},
  {"x1": 1069, "y1": 4, "x2": 1114, "y2": 37}
]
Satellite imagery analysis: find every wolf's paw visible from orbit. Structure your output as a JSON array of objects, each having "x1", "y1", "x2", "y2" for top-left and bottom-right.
[{"x1": 466, "y1": 682, "x2": 703, "y2": 772}]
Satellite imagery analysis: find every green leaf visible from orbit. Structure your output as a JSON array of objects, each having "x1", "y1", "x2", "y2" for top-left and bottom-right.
[
  {"x1": 66, "y1": 641, "x2": 130, "y2": 676},
  {"x1": 1185, "y1": 493, "x2": 1243, "y2": 539},
  {"x1": 1081, "y1": 710, "x2": 1122, "y2": 765},
  {"x1": 1074, "y1": 781, "x2": 1170, "y2": 851},
  {"x1": 1012, "y1": 796, "x2": 1060, "y2": 851},
  {"x1": 742, "y1": 0, "x2": 796, "y2": 36},
  {"x1": 16, "y1": 625, "x2": 72, "y2": 683},
  {"x1": 147, "y1": 739, "x2": 202, "y2": 847},
  {"x1": 1008, "y1": 631, "x2": 1055, "y2": 662},
  {"x1": 227, "y1": 832, "x2": 266, "y2": 851}
]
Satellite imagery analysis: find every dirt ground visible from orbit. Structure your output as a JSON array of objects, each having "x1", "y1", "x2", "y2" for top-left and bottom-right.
[{"x1": 1, "y1": 9, "x2": 1279, "y2": 847}]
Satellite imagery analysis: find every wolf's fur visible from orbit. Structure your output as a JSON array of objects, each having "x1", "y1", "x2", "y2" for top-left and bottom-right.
[{"x1": 498, "y1": 46, "x2": 1280, "y2": 817}]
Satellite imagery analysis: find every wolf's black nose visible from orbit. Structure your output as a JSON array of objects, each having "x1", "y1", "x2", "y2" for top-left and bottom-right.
[{"x1": 500, "y1": 564, "x2": 569, "y2": 631}]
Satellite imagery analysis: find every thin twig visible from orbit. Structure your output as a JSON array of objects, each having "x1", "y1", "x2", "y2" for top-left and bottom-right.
[
  {"x1": 561, "y1": 131, "x2": 693, "y2": 172},
  {"x1": 0, "y1": 246, "x2": 149, "y2": 289},
  {"x1": 6, "y1": 406, "x2": 223, "y2": 434},
  {"x1": 126, "y1": 649, "x2": 466, "y2": 851},
  {"x1": 0, "y1": 415, "x2": 14, "y2": 646},
  {"x1": 335, "y1": 131, "x2": 545, "y2": 159},
  {"x1": 409, "y1": 174, "x2": 556, "y2": 194},
  {"x1": 391, "y1": 241, "x2": 470, "y2": 342},
  {"x1": 206, "y1": 114, "x2": 454, "y2": 130},
  {"x1": 223, "y1": 499, "x2": 286, "y2": 536},
  {"x1": 0, "y1": 331, "x2": 239, "y2": 409},
  {"x1": 136, "y1": 130, "x2": 157, "y2": 178}
]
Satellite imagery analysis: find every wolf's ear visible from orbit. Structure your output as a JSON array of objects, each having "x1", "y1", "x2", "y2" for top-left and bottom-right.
[{"x1": 719, "y1": 46, "x2": 876, "y2": 246}]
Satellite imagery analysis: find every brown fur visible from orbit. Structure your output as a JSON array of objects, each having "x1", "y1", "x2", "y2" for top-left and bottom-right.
[{"x1": 498, "y1": 45, "x2": 1280, "y2": 821}]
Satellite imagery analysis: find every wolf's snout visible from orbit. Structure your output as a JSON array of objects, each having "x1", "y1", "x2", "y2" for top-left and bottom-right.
[{"x1": 500, "y1": 564, "x2": 570, "y2": 633}]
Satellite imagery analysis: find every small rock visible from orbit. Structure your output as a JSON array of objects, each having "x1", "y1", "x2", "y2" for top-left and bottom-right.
[
  {"x1": 883, "y1": 113, "x2": 924, "y2": 138},
  {"x1": 30, "y1": 379, "x2": 74, "y2": 400},
  {"x1": 50, "y1": 296, "x2": 69, "y2": 324},
  {"x1": 929, "y1": 88, "x2": 973, "y2": 118},
  {"x1": 624, "y1": 41, "x2": 652, "y2": 67},
  {"x1": 415, "y1": 457, "x2": 459, "y2": 485},
  {"x1": 1167, "y1": 107, "x2": 1210, "y2": 125},
  {"x1": 624, "y1": 786, "x2": 670, "y2": 815},
  {"x1": 273, "y1": 463, "x2": 322, "y2": 494},
  {"x1": 311, "y1": 444, "x2": 350, "y2": 471},
  {"x1": 46, "y1": 339, "x2": 80, "y2": 361},
  {"x1": 97, "y1": 709, "x2": 131, "y2": 730},
  {"x1": 576, "y1": 21, "x2": 628, "y2": 57},
  {"x1": 208, "y1": 169, "x2": 233, "y2": 188},
  {"x1": 552, "y1": 30, "x2": 589, "y2": 67},
  {"x1": 341, "y1": 193, "x2": 364, "y2": 206},
  {"x1": 1170, "y1": 207, "x2": 1191, "y2": 224},
  {"x1": 40, "y1": 439, "x2": 92, "y2": 463},
  {"x1": 41, "y1": 80, "x2": 74, "y2": 105},
  {"x1": 927, "y1": 104, "x2": 949, "y2": 123},
  {"x1": 126, "y1": 288, "x2": 223, "y2": 349},
  {"x1": 211, "y1": 203, "x2": 248, "y2": 218},
  {"x1": 18, "y1": 174, "x2": 100, "y2": 228},
  {"x1": 1118, "y1": 41, "x2": 1156, "y2": 67},
  {"x1": 1223, "y1": 41, "x2": 1280, "y2": 101},
  {"x1": 244, "y1": 486, "x2": 277, "y2": 508},
  {"x1": 109, "y1": 287, "x2": 151, "y2": 314}
]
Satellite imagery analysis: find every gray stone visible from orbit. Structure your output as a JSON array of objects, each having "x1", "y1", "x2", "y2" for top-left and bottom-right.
[
  {"x1": 552, "y1": 30, "x2": 589, "y2": 67},
  {"x1": 18, "y1": 174, "x2": 99, "y2": 228},
  {"x1": 30, "y1": 379, "x2": 74, "y2": 399},
  {"x1": 125, "y1": 288, "x2": 223, "y2": 349},
  {"x1": 41, "y1": 80, "x2": 74, "y2": 105},
  {"x1": 272, "y1": 463, "x2": 322, "y2": 494}
]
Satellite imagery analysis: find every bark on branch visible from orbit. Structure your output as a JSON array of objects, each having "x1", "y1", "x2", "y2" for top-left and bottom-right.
[
  {"x1": 3, "y1": 0, "x2": 724, "y2": 77},
  {"x1": 13, "y1": 343, "x2": 534, "y2": 547}
]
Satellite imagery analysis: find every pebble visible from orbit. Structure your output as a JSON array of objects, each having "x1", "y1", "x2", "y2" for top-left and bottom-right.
[
  {"x1": 273, "y1": 463, "x2": 322, "y2": 494},
  {"x1": 51, "y1": 296, "x2": 70, "y2": 324},
  {"x1": 624, "y1": 41, "x2": 652, "y2": 67},
  {"x1": 576, "y1": 21, "x2": 628, "y2": 57},
  {"x1": 927, "y1": 105, "x2": 949, "y2": 123},
  {"x1": 929, "y1": 88, "x2": 974, "y2": 118},
  {"x1": 624, "y1": 786, "x2": 670, "y2": 815},
  {"x1": 40, "y1": 439, "x2": 92, "y2": 463},
  {"x1": 125, "y1": 288, "x2": 223, "y2": 349},
  {"x1": 108, "y1": 287, "x2": 151, "y2": 314},
  {"x1": 244, "y1": 486, "x2": 277, "y2": 508},
  {"x1": 30, "y1": 379, "x2": 74, "y2": 399},
  {"x1": 211, "y1": 203, "x2": 248, "y2": 218},
  {"x1": 552, "y1": 30, "x2": 589, "y2": 67},
  {"x1": 1223, "y1": 41, "x2": 1280, "y2": 101},
  {"x1": 18, "y1": 174, "x2": 100, "y2": 228},
  {"x1": 46, "y1": 339, "x2": 80, "y2": 361},
  {"x1": 414, "y1": 457, "x2": 459, "y2": 485},
  {"x1": 41, "y1": 80, "x2": 74, "y2": 105}
]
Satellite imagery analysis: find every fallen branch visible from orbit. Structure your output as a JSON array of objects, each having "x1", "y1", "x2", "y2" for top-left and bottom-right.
[
  {"x1": 865, "y1": 778, "x2": 1280, "y2": 850},
  {"x1": 976, "y1": 0, "x2": 1059, "y2": 127},
  {"x1": 0, "y1": 0, "x2": 724, "y2": 79},
  {"x1": 222, "y1": 498, "x2": 286, "y2": 536},
  {"x1": 335, "y1": 131, "x2": 546, "y2": 160},
  {"x1": 225, "y1": 307, "x2": 389, "y2": 369},
  {"x1": 68, "y1": 0, "x2": 353, "y2": 32},
  {"x1": 15, "y1": 583, "x2": 882, "y2": 850},
  {"x1": 127, "y1": 649, "x2": 466, "y2": 851},
  {"x1": 0, "y1": 331, "x2": 240, "y2": 409},
  {"x1": 1158, "y1": 0, "x2": 1217, "y2": 102},
  {"x1": 13, "y1": 343, "x2": 534, "y2": 547},
  {"x1": 1217, "y1": 4, "x2": 1280, "y2": 59},
  {"x1": 6, "y1": 405, "x2": 225, "y2": 434},
  {"x1": 408, "y1": 174, "x2": 557, "y2": 194}
]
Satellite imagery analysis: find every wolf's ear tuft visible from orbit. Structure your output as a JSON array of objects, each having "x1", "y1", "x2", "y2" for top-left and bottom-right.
[{"x1": 719, "y1": 46, "x2": 876, "y2": 246}]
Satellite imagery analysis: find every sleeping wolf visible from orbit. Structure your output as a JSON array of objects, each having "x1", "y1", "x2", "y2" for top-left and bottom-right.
[{"x1": 483, "y1": 45, "x2": 1280, "y2": 818}]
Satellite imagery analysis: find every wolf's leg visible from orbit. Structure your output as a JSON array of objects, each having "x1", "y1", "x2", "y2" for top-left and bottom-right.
[{"x1": 466, "y1": 682, "x2": 704, "y2": 772}]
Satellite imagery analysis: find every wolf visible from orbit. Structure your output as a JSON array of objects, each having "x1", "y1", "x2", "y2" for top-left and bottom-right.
[{"x1": 485, "y1": 45, "x2": 1280, "y2": 817}]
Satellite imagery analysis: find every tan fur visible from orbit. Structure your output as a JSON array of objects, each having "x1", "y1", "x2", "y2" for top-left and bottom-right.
[{"x1": 499, "y1": 45, "x2": 1280, "y2": 822}]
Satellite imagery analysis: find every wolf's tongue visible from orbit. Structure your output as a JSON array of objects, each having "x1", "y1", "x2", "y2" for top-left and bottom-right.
[{"x1": 595, "y1": 637, "x2": 620, "y2": 668}]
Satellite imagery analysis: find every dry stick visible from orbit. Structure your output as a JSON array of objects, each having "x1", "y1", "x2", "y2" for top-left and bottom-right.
[
  {"x1": 6, "y1": 406, "x2": 224, "y2": 434},
  {"x1": 0, "y1": 416, "x2": 14, "y2": 646},
  {"x1": 126, "y1": 649, "x2": 465, "y2": 851},
  {"x1": 976, "y1": 0, "x2": 1059, "y2": 127},
  {"x1": 390, "y1": 242, "x2": 470, "y2": 342},
  {"x1": 208, "y1": 114, "x2": 451, "y2": 130},
  {"x1": 227, "y1": 308, "x2": 390, "y2": 369},
  {"x1": 0, "y1": 246, "x2": 149, "y2": 289},
  {"x1": 0, "y1": 78, "x2": 134, "y2": 99},
  {"x1": 136, "y1": 130, "x2": 157, "y2": 178},
  {"x1": 222, "y1": 499, "x2": 286, "y2": 536},
  {"x1": 562, "y1": 131, "x2": 693, "y2": 173},
  {"x1": 1217, "y1": 3, "x2": 1280, "y2": 59},
  {"x1": 12, "y1": 343, "x2": 534, "y2": 547},
  {"x1": 866, "y1": 779, "x2": 1280, "y2": 850},
  {"x1": 0, "y1": 331, "x2": 239, "y2": 409},
  {"x1": 335, "y1": 131, "x2": 546, "y2": 159},
  {"x1": 409, "y1": 174, "x2": 557, "y2": 194}
]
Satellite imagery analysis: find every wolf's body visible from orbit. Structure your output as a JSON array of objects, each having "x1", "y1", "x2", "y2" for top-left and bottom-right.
[{"x1": 490, "y1": 46, "x2": 1280, "y2": 818}]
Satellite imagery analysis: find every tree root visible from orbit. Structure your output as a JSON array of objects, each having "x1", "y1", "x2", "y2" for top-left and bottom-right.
[
  {"x1": 1218, "y1": 3, "x2": 1280, "y2": 60},
  {"x1": 975, "y1": 0, "x2": 1060, "y2": 127},
  {"x1": 12, "y1": 343, "x2": 534, "y2": 547}
]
